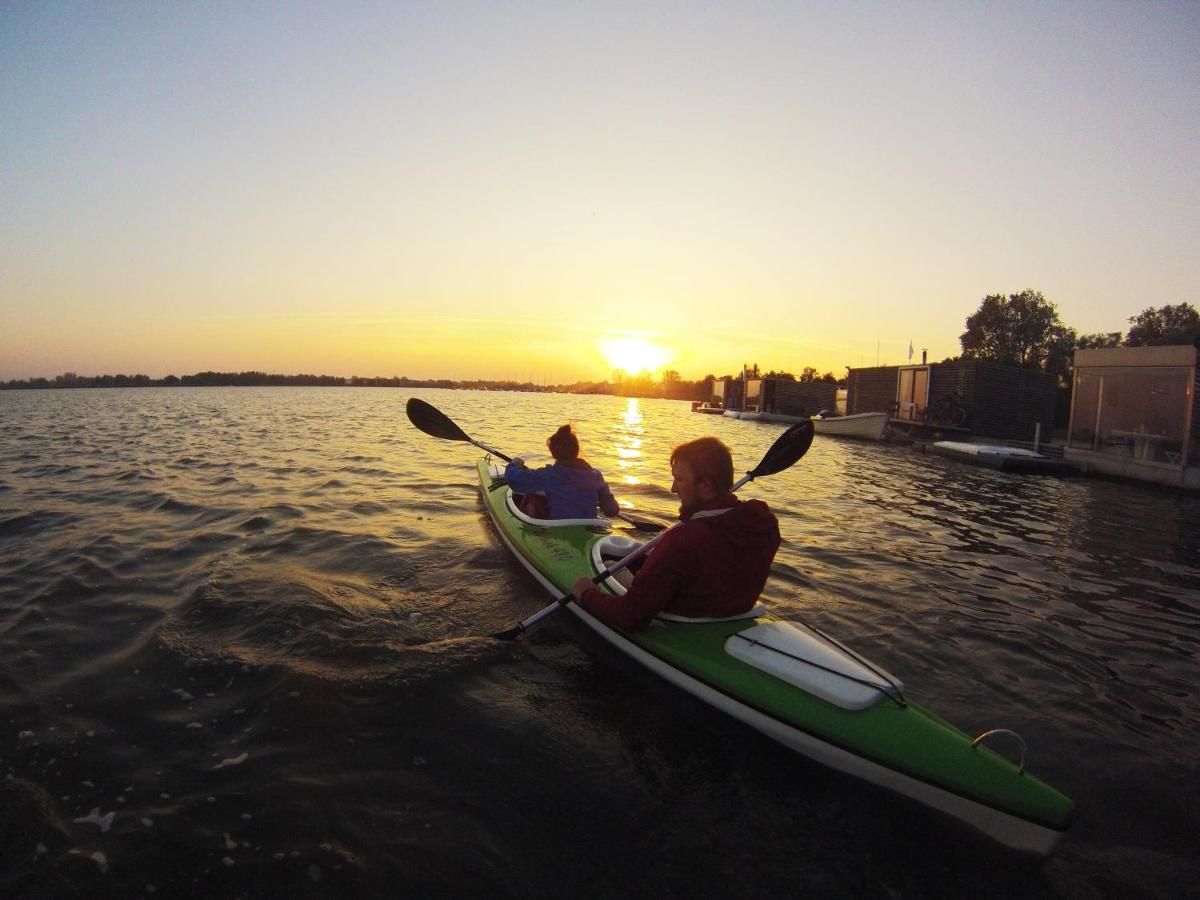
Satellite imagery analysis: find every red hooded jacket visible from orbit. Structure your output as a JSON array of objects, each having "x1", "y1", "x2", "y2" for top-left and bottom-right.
[{"x1": 578, "y1": 494, "x2": 781, "y2": 632}]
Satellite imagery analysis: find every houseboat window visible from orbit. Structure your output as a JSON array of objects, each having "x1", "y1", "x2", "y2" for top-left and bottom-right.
[{"x1": 1074, "y1": 367, "x2": 1191, "y2": 464}]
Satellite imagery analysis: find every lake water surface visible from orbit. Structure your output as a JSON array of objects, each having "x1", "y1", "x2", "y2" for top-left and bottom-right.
[{"x1": 1, "y1": 387, "x2": 1197, "y2": 898}]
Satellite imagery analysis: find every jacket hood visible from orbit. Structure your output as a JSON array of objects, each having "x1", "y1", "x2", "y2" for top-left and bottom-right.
[{"x1": 684, "y1": 495, "x2": 777, "y2": 534}]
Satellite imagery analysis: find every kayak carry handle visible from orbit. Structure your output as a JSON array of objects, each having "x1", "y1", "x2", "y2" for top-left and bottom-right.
[{"x1": 971, "y1": 728, "x2": 1027, "y2": 775}]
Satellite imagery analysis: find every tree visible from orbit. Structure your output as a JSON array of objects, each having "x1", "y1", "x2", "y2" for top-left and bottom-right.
[
  {"x1": 960, "y1": 290, "x2": 1075, "y2": 382},
  {"x1": 1125, "y1": 302, "x2": 1200, "y2": 347},
  {"x1": 799, "y1": 367, "x2": 818, "y2": 383},
  {"x1": 1077, "y1": 332, "x2": 1122, "y2": 349}
]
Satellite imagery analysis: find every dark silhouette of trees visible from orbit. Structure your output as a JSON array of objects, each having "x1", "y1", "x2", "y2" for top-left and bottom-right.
[
  {"x1": 1125, "y1": 302, "x2": 1200, "y2": 347},
  {"x1": 960, "y1": 290, "x2": 1076, "y2": 383},
  {"x1": 1077, "y1": 332, "x2": 1122, "y2": 349}
]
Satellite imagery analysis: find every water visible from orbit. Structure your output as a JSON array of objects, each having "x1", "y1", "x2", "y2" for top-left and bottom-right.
[{"x1": 1, "y1": 387, "x2": 1197, "y2": 898}]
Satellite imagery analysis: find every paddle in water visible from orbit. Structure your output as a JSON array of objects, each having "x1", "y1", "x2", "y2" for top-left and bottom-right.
[
  {"x1": 405, "y1": 397, "x2": 666, "y2": 533},
  {"x1": 491, "y1": 418, "x2": 815, "y2": 641}
]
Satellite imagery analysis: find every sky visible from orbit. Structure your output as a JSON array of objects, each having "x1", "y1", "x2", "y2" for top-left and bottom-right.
[{"x1": 2, "y1": 2, "x2": 1197, "y2": 383}]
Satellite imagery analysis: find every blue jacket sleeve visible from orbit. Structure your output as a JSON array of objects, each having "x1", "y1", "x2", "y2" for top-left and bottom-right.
[
  {"x1": 597, "y1": 479, "x2": 620, "y2": 518},
  {"x1": 504, "y1": 463, "x2": 548, "y2": 494}
]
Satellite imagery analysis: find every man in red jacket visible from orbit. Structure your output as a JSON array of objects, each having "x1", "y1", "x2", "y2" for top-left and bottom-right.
[{"x1": 572, "y1": 436, "x2": 781, "y2": 632}]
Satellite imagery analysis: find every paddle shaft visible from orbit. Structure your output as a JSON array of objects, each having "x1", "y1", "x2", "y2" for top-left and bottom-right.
[{"x1": 467, "y1": 437, "x2": 510, "y2": 463}]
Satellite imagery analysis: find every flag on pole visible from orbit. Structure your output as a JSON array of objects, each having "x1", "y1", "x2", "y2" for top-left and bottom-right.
[{"x1": 907, "y1": 340, "x2": 913, "y2": 361}]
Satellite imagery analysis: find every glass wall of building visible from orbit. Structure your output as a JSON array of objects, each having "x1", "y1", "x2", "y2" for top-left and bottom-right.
[{"x1": 1069, "y1": 366, "x2": 1192, "y2": 464}]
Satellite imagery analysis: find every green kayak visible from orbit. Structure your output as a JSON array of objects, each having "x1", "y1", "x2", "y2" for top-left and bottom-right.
[{"x1": 477, "y1": 458, "x2": 1073, "y2": 855}]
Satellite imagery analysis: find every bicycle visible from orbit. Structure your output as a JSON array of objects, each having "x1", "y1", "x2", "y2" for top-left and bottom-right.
[{"x1": 924, "y1": 393, "x2": 967, "y2": 427}]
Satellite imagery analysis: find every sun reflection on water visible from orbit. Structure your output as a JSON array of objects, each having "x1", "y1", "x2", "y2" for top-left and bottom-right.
[{"x1": 610, "y1": 399, "x2": 646, "y2": 484}]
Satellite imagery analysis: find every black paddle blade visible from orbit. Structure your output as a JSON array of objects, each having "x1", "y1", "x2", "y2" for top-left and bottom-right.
[
  {"x1": 617, "y1": 512, "x2": 668, "y2": 533},
  {"x1": 493, "y1": 624, "x2": 525, "y2": 641},
  {"x1": 749, "y1": 420, "x2": 814, "y2": 478},
  {"x1": 406, "y1": 398, "x2": 471, "y2": 443}
]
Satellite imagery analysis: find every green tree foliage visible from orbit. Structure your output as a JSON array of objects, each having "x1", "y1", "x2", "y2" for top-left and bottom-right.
[
  {"x1": 1124, "y1": 302, "x2": 1200, "y2": 347},
  {"x1": 960, "y1": 290, "x2": 1076, "y2": 381}
]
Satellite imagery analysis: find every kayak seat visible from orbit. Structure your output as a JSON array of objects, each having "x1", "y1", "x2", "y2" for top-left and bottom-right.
[
  {"x1": 504, "y1": 489, "x2": 610, "y2": 529},
  {"x1": 516, "y1": 492, "x2": 550, "y2": 518},
  {"x1": 655, "y1": 604, "x2": 767, "y2": 623}
]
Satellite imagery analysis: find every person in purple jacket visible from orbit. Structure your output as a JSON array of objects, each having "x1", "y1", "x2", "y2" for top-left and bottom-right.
[{"x1": 505, "y1": 424, "x2": 621, "y2": 520}]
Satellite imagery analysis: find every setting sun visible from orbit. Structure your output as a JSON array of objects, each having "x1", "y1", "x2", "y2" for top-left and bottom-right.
[{"x1": 598, "y1": 336, "x2": 675, "y2": 375}]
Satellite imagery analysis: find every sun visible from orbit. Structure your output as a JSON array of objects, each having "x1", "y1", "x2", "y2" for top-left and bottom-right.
[{"x1": 598, "y1": 336, "x2": 674, "y2": 375}]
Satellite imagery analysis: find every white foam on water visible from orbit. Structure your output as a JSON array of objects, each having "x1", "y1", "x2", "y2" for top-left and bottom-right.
[
  {"x1": 213, "y1": 752, "x2": 248, "y2": 770},
  {"x1": 74, "y1": 808, "x2": 115, "y2": 832}
]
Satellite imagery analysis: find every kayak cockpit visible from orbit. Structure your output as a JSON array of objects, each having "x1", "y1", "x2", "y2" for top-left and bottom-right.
[{"x1": 484, "y1": 460, "x2": 613, "y2": 529}]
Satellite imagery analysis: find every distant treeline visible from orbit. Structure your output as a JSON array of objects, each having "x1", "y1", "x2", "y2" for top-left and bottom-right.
[{"x1": 0, "y1": 370, "x2": 715, "y2": 400}]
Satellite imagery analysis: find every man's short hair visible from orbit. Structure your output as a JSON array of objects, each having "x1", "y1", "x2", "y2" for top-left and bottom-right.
[{"x1": 671, "y1": 436, "x2": 734, "y2": 493}]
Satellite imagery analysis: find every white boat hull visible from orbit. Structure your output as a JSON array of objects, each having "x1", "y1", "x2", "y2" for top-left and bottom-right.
[{"x1": 811, "y1": 412, "x2": 889, "y2": 441}]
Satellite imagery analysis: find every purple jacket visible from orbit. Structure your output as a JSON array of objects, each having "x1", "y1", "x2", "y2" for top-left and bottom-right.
[{"x1": 504, "y1": 460, "x2": 620, "y2": 520}]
